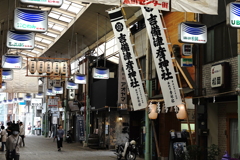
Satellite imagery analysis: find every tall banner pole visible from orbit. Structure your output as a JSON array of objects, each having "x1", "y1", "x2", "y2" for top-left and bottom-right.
[{"x1": 107, "y1": 8, "x2": 147, "y2": 111}]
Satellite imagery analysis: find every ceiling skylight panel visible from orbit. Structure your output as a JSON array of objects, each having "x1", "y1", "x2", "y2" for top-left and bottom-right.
[
  {"x1": 31, "y1": 50, "x2": 40, "y2": 54},
  {"x1": 47, "y1": 32, "x2": 58, "y2": 38},
  {"x1": 59, "y1": 16, "x2": 72, "y2": 23},
  {"x1": 60, "y1": 2, "x2": 70, "y2": 10},
  {"x1": 71, "y1": 3, "x2": 84, "y2": 9},
  {"x1": 52, "y1": 25, "x2": 65, "y2": 31},
  {"x1": 108, "y1": 57, "x2": 119, "y2": 64},
  {"x1": 48, "y1": 23, "x2": 54, "y2": 28},
  {"x1": 49, "y1": 12, "x2": 60, "y2": 19},
  {"x1": 68, "y1": 5, "x2": 81, "y2": 13},
  {"x1": 35, "y1": 37, "x2": 42, "y2": 41},
  {"x1": 42, "y1": 39, "x2": 52, "y2": 44},
  {"x1": 36, "y1": 45, "x2": 46, "y2": 50}
]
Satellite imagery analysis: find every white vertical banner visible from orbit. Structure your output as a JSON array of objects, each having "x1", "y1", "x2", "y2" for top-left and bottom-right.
[
  {"x1": 108, "y1": 8, "x2": 147, "y2": 111},
  {"x1": 141, "y1": 7, "x2": 182, "y2": 107},
  {"x1": 118, "y1": 56, "x2": 127, "y2": 104}
]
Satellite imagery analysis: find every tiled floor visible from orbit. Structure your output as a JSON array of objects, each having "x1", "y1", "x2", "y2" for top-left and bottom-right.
[{"x1": 0, "y1": 135, "x2": 133, "y2": 160}]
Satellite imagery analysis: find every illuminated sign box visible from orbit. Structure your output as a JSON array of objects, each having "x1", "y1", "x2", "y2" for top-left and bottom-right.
[
  {"x1": 2, "y1": 55, "x2": 22, "y2": 69},
  {"x1": 1, "y1": 82, "x2": 7, "y2": 90},
  {"x1": 14, "y1": 8, "x2": 48, "y2": 33},
  {"x1": 181, "y1": 58, "x2": 193, "y2": 67},
  {"x1": 35, "y1": 92, "x2": 44, "y2": 98},
  {"x1": 227, "y1": 2, "x2": 240, "y2": 28},
  {"x1": 20, "y1": 0, "x2": 63, "y2": 7},
  {"x1": 74, "y1": 74, "x2": 86, "y2": 84},
  {"x1": 211, "y1": 62, "x2": 230, "y2": 88},
  {"x1": 178, "y1": 22, "x2": 207, "y2": 44},
  {"x1": 52, "y1": 87, "x2": 63, "y2": 94},
  {"x1": 18, "y1": 97, "x2": 24, "y2": 103},
  {"x1": 46, "y1": 89, "x2": 56, "y2": 96},
  {"x1": 2, "y1": 69, "x2": 13, "y2": 80},
  {"x1": 7, "y1": 31, "x2": 35, "y2": 49},
  {"x1": 92, "y1": 67, "x2": 109, "y2": 79},
  {"x1": 66, "y1": 81, "x2": 78, "y2": 89}
]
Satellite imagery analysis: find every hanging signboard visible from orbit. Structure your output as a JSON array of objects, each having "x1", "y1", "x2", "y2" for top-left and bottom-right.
[
  {"x1": 20, "y1": 0, "x2": 63, "y2": 7},
  {"x1": 14, "y1": 8, "x2": 48, "y2": 33},
  {"x1": 92, "y1": 67, "x2": 109, "y2": 79},
  {"x1": 8, "y1": 99, "x2": 13, "y2": 104},
  {"x1": 24, "y1": 95, "x2": 32, "y2": 101},
  {"x1": 182, "y1": 44, "x2": 192, "y2": 56},
  {"x1": 7, "y1": 31, "x2": 34, "y2": 49},
  {"x1": 48, "y1": 97, "x2": 59, "y2": 112},
  {"x1": 2, "y1": 55, "x2": 22, "y2": 69},
  {"x1": 52, "y1": 86, "x2": 63, "y2": 94},
  {"x1": 66, "y1": 81, "x2": 78, "y2": 89},
  {"x1": 17, "y1": 97, "x2": 24, "y2": 103},
  {"x1": 35, "y1": 92, "x2": 44, "y2": 98},
  {"x1": 72, "y1": 0, "x2": 169, "y2": 11},
  {"x1": 74, "y1": 74, "x2": 86, "y2": 84},
  {"x1": 2, "y1": 69, "x2": 13, "y2": 80},
  {"x1": 1, "y1": 82, "x2": 6, "y2": 90},
  {"x1": 69, "y1": 89, "x2": 75, "y2": 100},
  {"x1": 118, "y1": 56, "x2": 127, "y2": 104},
  {"x1": 178, "y1": 22, "x2": 207, "y2": 44},
  {"x1": 46, "y1": 89, "x2": 56, "y2": 96},
  {"x1": 108, "y1": 8, "x2": 147, "y2": 111},
  {"x1": 171, "y1": 0, "x2": 218, "y2": 15},
  {"x1": 227, "y1": 2, "x2": 240, "y2": 28},
  {"x1": 142, "y1": 7, "x2": 182, "y2": 107}
]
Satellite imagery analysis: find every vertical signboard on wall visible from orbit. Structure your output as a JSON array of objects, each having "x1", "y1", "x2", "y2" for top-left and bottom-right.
[
  {"x1": 118, "y1": 57, "x2": 127, "y2": 104},
  {"x1": 14, "y1": 8, "x2": 48, "y2": 33},
  {"x1": 108, "y1": 8, "x2": 147, "y2": 111},
  {"x1": 142, "y1": 7, "x2": 182, "y2": 107},
  {"x1": 20, "y1": 0, "x2": 63, "y2": 7}
]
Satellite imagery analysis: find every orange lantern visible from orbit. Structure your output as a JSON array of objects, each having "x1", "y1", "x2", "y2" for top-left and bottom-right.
[
  {"x1": 176, "y1": 104, "x2": 187, "y2": 120},
  {"x1": 148, "y1": 103, "x2": 158, "y2": 119}
]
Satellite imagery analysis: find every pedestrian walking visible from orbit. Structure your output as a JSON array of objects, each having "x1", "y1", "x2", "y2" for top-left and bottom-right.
[
  {"x1": 56, "y1": 125, "x2": 64, "y2": 151},
  {"x1": 19, "y1": 122, "x2": 25, "y2": 147},
  {"x1": 5, "y1": 123, "x2": 22, "y2": 160},
  {"x1": 0, "y1": 126, "x2": 7, "y2": 151}
]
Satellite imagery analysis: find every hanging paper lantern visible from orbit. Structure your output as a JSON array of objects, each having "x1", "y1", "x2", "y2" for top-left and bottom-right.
[
  {"x1": 148, "y1": 103, "x2": 158, "y2": 119},
  {"x1": 53, "y1": 61, "x2": 60, "y2": 75},
  {"x1": 37, "y1": 60, "x2": 45, "y2": 74},
  {"x1": 28, "y1": 60, "x2": 37, "y2": 74},
  {"x1": 176, "y1": 104, "x2": 187, "y2": 120},
  {"x1": 60, "y1": 61, "x2": 67, "y2": 75},
  {"x1": 45, "y1": 60, "x2": 52, "y2": 75}
]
